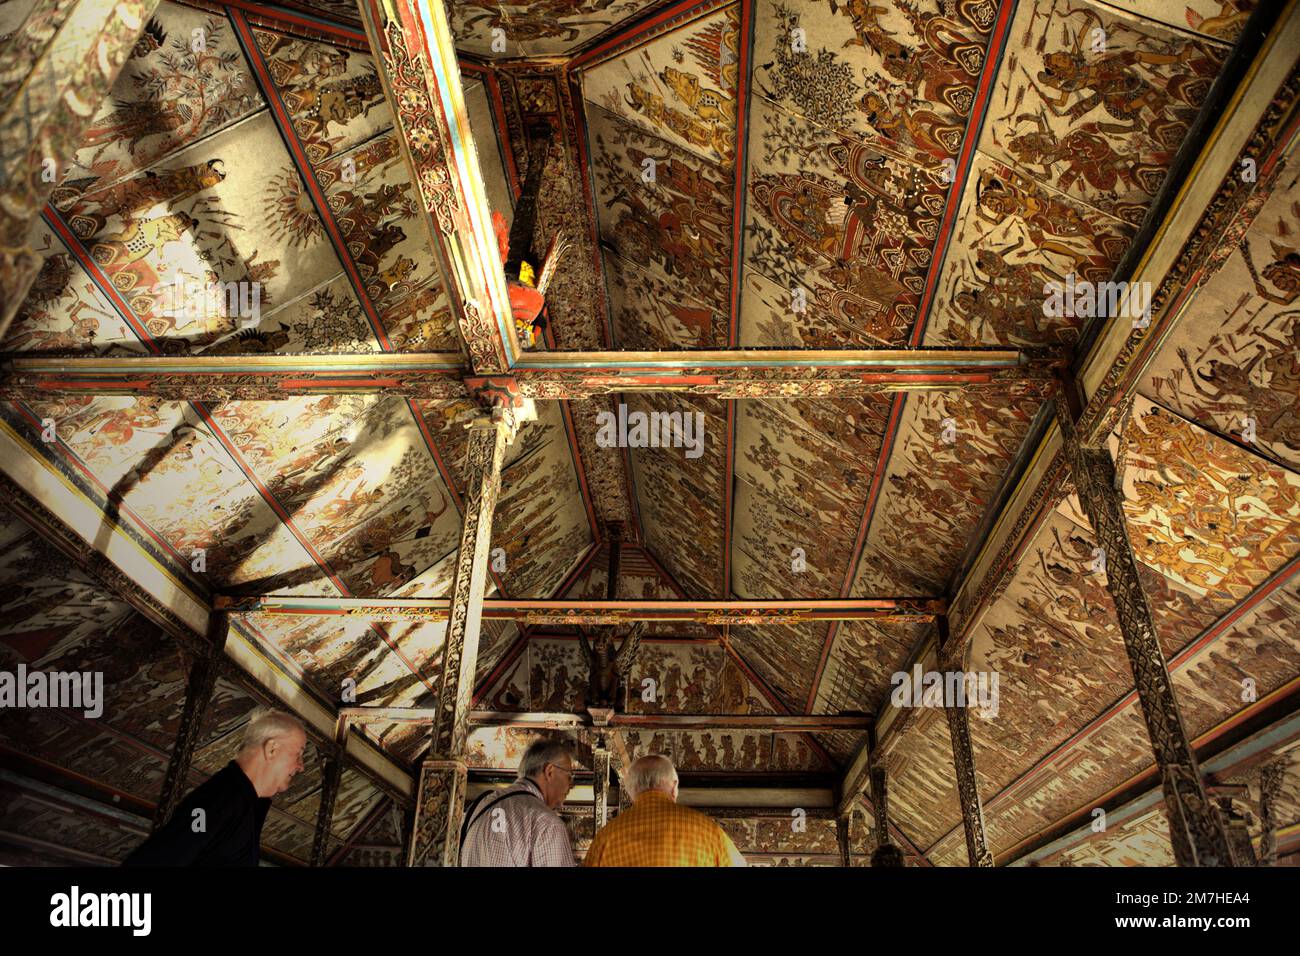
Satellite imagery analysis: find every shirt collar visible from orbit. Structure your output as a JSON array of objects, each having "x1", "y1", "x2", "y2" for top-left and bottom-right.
[{"x1": 227, "y1": 759, "x2": 262, "y2": 801}]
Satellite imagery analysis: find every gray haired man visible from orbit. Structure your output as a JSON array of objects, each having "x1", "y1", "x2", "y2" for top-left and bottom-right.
[
  {"x1": 460, "y1": 737, "x2": 577, "y2": 867},
  {"x1": 123, "y1": 706, "x2": 307, "y2": 866}
]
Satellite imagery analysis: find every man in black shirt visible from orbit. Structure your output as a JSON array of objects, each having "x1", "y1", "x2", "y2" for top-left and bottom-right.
[{"x1": 124, "y1": 706, "x2": 307, "y2": 866}]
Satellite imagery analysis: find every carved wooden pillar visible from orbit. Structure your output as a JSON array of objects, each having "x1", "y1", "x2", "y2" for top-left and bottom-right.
[
  {"x1": 1056, "y1": 402, "x2": 1232, "y2": 867},
  {"x1": 408, "y1": 400, "x2": 534, "y2": 866},
  {"x1": 1218, "y1": 798, "x2": 1256, "y2": 867},
  {"x1": 836, "y1": 815, "x2": 851, "y2": 867},
  {"x1": 311, "y1": 716, "x2": 351, "y2": 867},
  {"x1": 592, "y1": 744, "x2": 611, "y2": 831},
  {"x1": 935, "y1": 615, "x2": 993, "y2": 866},
  {"x1": 0, "y1": 0, "x2": 161, "y2": 340},
  {"x1": 944, "y1": 701, "x2": 995, "y2": 867},
  {"x1": 869, "y1": 763, "x2": 890, "y2": 850},
  {"x1": 154, "y1": 612, "x2": 228, "y2": 829},
  {"x1": 1257, "y1": 760, "x2": 1287, "y2": 866}
]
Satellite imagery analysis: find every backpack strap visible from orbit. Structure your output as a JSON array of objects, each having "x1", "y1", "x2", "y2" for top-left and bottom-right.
[{"x1": 458, "y1": 786, "x2": 542, "y2": 854}]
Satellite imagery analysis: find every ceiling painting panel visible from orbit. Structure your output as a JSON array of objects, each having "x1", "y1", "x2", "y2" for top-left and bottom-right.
[
  {"x1": 813, "y1": 618, "x2": 926, "y2": 717},
  {"x1": 9, "y1": 396, "x2": 324, "y2": 590},
  {"x1": 627, "y1": 392, "x2": 728, "y2": 600},
  {"x1": 978, "y1": 0, "x2": 1233, "y2": 224},
  {"x1": 751, "y1": 0, "x2": 996, "y2": 162},
  {"x1": 1143, "y1": 155, "x2": 1300, "y2": 472},
  {"x1": 727, "y1": 621, "x2": 822, "y2": 713},
  {"x1": 583, "y1": 3, "x2": 741, "y2": 166},
  {"x1": 1058, "y1": 397, "x2": 1300, "y2": 605},
  {"x1": 64, "y1": 5, "x2": 265, "y2": 178},
  {"x1": 453, "y1": 1, "x2": 668, "y2": 58},
  {"x1": 588, "y1": 101, "x2": 734, "y2": 318},
  {"x1": 880, "y1": 706, "x2": 963, "y2": 852},
  {"x1": 492, "y1": 401, "x2": 594, "y2": 599},
  {"x1": 740, "y1": 93, "x2": 945, "y2": 346},
  {"x1": 864, "y1": 389, "x2": 1040, "y2": 593},
  {"x1": 923, "y1": 151, "x2": 1134, "y2": 346},
  {"x1": 3, "y1": 218, "x2": 152, "y2": 355},
  {"x1": 921, "y1": 0, "x2": 1233, "y2": 346},
  {"x1": 602, "y1": 247, "x2": 727, "y2": 348}
]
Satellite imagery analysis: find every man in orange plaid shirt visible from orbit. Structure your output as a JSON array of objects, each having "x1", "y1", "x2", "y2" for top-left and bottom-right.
[{"x1": 583, "y1": 755, "x2": 746, "y2": 867}]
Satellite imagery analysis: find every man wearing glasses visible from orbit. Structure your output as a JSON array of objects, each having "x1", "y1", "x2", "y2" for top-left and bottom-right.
[{"x1": 460, "y1": 738, "x2": 578, "y2": 866}]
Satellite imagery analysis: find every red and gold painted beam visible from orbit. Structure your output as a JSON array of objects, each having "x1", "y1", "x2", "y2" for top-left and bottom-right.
[
  {"x1": 0, "y1": 348, "x2": 1064, "y2": 400},
  {"x1": 213, "y1": 595, "x2": 945, "y2": 625},
  {"x1": 340, "y1": 707, "x2": 873, "y2": 734}
]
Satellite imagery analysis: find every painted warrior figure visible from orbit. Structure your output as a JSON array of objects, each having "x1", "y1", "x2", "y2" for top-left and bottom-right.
[{"x1": 577, "y1": 622, "x2": 646, "y2": 710}]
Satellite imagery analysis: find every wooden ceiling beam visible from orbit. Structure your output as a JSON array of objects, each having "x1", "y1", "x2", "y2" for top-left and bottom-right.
[
  {"x1": 342, "y1": 707, "x2": 872, "y2": 733},
  {"x1": 0, "y1": 348, "x2": 1065, "y2": 400},
  {"x1": 355, "y1": 0, "x2": 519, "y2": 373},
  {"x1": 216, "y1": 594, "x2": 944, "y2": 624}
]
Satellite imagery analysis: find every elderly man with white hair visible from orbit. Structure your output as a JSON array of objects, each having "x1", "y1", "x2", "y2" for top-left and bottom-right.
[
  {"x1": 123, "y1": 705, "x2": 307, "y2": 866},
  {"x1": 584, "y1": 754, "x2": 746, "y2": 866},
  {"x1": 460, "y1": 737, "x2": 578, "y2": 866}
]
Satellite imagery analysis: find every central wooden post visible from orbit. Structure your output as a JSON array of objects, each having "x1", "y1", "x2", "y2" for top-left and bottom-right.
[{"x1": 407, "y1": 398, "x2": 535, "y2": 866}]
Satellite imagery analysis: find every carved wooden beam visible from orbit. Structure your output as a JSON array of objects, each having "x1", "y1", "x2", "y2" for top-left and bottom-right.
[
  {"x1": 355, "y1": 0, "x2": 518, "y2": 372},
  {"x1": 215, "y1": 595, "x2": 944, "y2": 625},
  {"x1": 0, "y1": 0, "x2": 161, "y2": 341},
  {"x1": 343, "y1": 707, "x2": 872, "y2": 733},
  {"x1": 0, "y1": 349, "x2": 1063, "y2": 400}
]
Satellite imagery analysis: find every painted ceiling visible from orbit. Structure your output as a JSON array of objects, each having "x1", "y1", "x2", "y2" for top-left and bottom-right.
[{"x1": 1, "y1": 0, "x2": 1298, "y2": 868}]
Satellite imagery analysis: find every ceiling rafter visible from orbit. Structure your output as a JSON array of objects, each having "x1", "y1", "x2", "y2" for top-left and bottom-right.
[
  {"x1": 215, "y1": 593, "x2": 944, "y2": 623},
  {"x1": 0, "y1": 346, "x2": 1066, "y2": 400}
]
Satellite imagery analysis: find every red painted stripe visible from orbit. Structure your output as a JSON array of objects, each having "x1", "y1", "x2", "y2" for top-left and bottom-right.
[
  {"x1": 908, "y1": 0, "x2": 1017, "y2": 346},
  {"x1": 217, "y1": 0, "x2": 367, "y2": 43},
  {"x1": 721, "y1": 400, "x2": 735, "y2": 597},
  {"x1": 44, "y1": 210, "x2": 161, "y2": 355},
  {"x1": 728, "y1": 0, "x2": 753, "y2": 347}
]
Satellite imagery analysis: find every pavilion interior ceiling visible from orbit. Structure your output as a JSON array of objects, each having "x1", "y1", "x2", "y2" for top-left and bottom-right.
[{"x1": 1, "y1": 0, "x2": 1298, "y2": 866}]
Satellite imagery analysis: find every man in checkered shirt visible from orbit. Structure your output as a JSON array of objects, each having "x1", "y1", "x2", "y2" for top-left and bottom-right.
[
  {"x1": 584, "y1": 754, "x2": 747, "y2": 867},
  {"x1": 460, "y1": 738, "x2": 577, "y2": 867}
]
